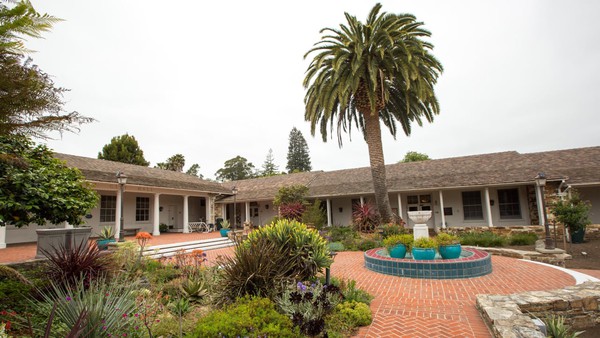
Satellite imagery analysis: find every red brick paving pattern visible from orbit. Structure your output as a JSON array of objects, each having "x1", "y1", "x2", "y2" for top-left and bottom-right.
[{"x1": 0, "y1": 234, "x2": 583, "y2": 338}]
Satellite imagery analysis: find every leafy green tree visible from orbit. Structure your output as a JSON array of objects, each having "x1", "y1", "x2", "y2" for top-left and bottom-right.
[
  {"x1": 215, "y1": 156, "x2": 256, "y2": 181},
  {"x1": 98, "y1": 134, "x2": 149, "y2": 166},
  {"x1": 156, "y1": 153, "x2": 185, "y2": 172},
  {"x1": 286, "y1": 127, "x2": 312, "y2": 173},
  {"x1": 303, "y1": 3, "x2": 443, "y2": 222},
  {"x1": 273, "y1": 185, "x2": 309, "y2": 207},
  {"x1": 0, "y1": 1, "x2": 93, "y2": 139},
  {"x1": 400, "y1": 151, "x2": 431, "y2": 163},
  {"x1": 260, "y1": 148, "x2": 279, "y2": 177},
  {"x1": 0, "y1": 135, "x2": 99, "y2": 227},
  {"x1": 186, "y1": 163, "x2": 203, "y2": 178}
]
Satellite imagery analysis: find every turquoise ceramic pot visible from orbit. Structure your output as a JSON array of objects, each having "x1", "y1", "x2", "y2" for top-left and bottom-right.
[
  {"x1": 388, "y1": 244, "x2": 407, "y2": 259},
  {"x1": 96, "y1": 238, "x2": 116, "y2": 250},
  {"x1": 220, "y1": 228, "x2": 231, "y2": 238},
  {"x1": 412, "y1": 247, "x2": 436, "y2": 260},
  {"x1": 439, "y1": 244, "x2": 461, "y2": 259}
]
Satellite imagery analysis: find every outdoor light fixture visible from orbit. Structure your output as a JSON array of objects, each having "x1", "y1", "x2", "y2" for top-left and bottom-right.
[
  {"x1": 232, "y1": 186, "x2": 238, "y2": 230},
  {"x1": 116, "y1": 171, "x2": 127, "y2": 242},
  {"x1": 535, "y1": 172, "x2": 554, "y2": 250}
]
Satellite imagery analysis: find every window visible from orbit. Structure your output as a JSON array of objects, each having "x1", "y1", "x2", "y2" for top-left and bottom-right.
[
  {"x1": 498, "y1": 189, "x2": 521, "y2": 219},
  {"x1": 407, "y1": 195, "x2": 418, "y2": 204},
  {"x1": 100, "y1": 195, "x2": 116, "y2": 222},
  {"x1": 136, "y1": 197, "x2": 150, "y2": 222},
  {"x1": 444, "y1": 207, "x2": 453, "y2": 216},
  {"x1": 462, "y1": 191, "x2": 483, "y2": 220}
]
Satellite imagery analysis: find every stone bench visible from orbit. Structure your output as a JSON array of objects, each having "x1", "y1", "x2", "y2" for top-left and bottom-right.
[
  {"x1": 123, "y1": 227, "x2": 142, "y2": 236},
  {"x1": 477, "y1": 282, "x2": 600, "y2": 337}
]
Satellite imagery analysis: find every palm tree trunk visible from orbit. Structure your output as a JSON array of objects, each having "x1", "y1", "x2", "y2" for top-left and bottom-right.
[{"x1": 363, "y1": 112, "x2": 393, "y2": 223}]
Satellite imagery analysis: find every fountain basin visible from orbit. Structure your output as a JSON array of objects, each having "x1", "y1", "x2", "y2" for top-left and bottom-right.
[{"x1": 364, "y1": 247, "x2": 492, "y2": 279}]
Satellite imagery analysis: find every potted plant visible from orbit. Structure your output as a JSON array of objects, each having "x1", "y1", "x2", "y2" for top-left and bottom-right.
[
  {"x1": 159, "y1": 223, "x2": 169, "y2": 233},
  {"x1": 551, "y1": 193, "x2": 592, "y2": 244},
  {"x1": 411, "y1": 237, "x2": 437, "y2": 260},
  {"x1": 96, "y1": 226, "x2": 116, "y2": 250},
  {"x1": 383, "y1": 234, "x2": 413, "y2": 259},
  {"x1": 220, "y1": 220, "x2": 231, "y2": 237},
  {"x1": 436, "y1": 233, "x2": 461, "y2": 259}
]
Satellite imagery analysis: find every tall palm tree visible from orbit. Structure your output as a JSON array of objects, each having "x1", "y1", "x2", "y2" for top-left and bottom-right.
[{"x1": 303, "y1": 3, "x2": 443, "y2": 223}]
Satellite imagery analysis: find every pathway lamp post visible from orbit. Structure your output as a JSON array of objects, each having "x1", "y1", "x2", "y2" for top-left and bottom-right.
[
  {"x1": 535, "y1": 172, "x2": 554, "y2": 250},
  {"x1": 117, "y1": 171, "x2": 127, "y2": 242},
  {"x1": 232, "y1": 186, "x2": 238, "y2": 230}
]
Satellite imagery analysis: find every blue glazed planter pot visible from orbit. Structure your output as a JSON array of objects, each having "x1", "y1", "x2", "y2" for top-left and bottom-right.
[
  {"x1": 439, "y1": 244, "x2": 461, "y2": 259},
  {"x1": 96, "y1": 238, "x2": 116, "y2": 250},
  {"x1": 412, "y1": 247, "x2": 436, "y2": 260},
  {"x1": 220, "y1": 228, "x2": 231, "y2": 237},
  {"x1": 388, "y1": 244, "x2": 407, "y2": 259}
]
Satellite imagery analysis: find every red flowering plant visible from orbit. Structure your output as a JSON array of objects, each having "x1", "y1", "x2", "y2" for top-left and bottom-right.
[{"x1": 135, "y1": 232, "x2": 152, "y2": 261}]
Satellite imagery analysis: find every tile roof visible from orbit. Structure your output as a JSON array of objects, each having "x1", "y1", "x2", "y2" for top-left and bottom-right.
[
  {"x1": 54, "y1": 153, "x2": 230, "y2": 194},
  {"x1": 218, "y1": 146, "x2": 600, "y2": 202}
]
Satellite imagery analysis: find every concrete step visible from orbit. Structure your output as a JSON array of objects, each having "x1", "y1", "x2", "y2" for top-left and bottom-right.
[{"x1": 143, "y1": 237, "x2": 235, "y2": 259}]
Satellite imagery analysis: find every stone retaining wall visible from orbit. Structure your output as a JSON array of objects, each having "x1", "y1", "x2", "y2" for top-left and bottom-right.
[
  {"x1": 477, "y1": 282, "x2": 600, "y2": 338},
  {"x1": 445, "y1": 224, "x2": 600, "y2": 241}
]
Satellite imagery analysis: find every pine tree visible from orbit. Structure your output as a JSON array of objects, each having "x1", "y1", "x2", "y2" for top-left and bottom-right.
[
  {"x1": 98, "y1": 134, "x2": 149, "y2": 166},
  {"x1": 261, "y1": 148, "x2": 279, "y2": 177},
  {"x1": 156, "y1": 154, "x2": 185, "y2": 172},
  {"x1": 286, "y1": 127, "x2": 312, "y2": 173}
]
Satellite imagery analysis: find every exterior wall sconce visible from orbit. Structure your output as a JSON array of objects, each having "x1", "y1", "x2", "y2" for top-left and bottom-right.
[
  {"x1": 490, "y1": 200, "x2": 495, "y2": 206},
  {"x1": 265, "y1": 204, "x2": 269, "y2": 210},
  {"x1": 339, "y1": 207, "x2": 343, "y2": 213},
  {"x1": 159, "y1": 206, "x2": 164, "y2": 212}
]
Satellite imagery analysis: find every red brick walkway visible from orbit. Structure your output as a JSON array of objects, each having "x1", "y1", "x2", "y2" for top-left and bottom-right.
[{"x1": 0, "y1": 234, "x2": 586, "y2": 337}]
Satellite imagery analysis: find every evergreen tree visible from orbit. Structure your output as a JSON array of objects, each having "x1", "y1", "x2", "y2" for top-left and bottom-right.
[
  {"x1": 260, "y1": 148, "x2": 279, "y2": 177},
  {"x1": 286, "y1": 127, "x2": 312, "y2": 173},
  {"x1": 0, "y1": 1, "x2": 93, "y2": 139},
  {"x1": 186, "y1": 163, "x2": 203, "y2": 178},
  {"x1": 215, "y1": 156, "x2": 255, "y2": 181},
  {"x1": 98, "y1": 134, "x2": 149, "y2": 166}
]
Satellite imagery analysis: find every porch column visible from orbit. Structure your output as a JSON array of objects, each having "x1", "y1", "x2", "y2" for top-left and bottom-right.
[
  {"x1": 245, "y1": 202, "x2": 250, "y2": 223},
  {"x1": 205, "y1": 197, "x2": 212, "y2": 224},
  {"x1": 115, "y1": 189, "x2": 122, "y2": 240},
  {"x1": 153, "y1": 193, "x2": 161, "y2": 236},
  {"x1": 0, "y1": 225, "x2": 6, "y2": 249},
  {"x1": 326, "y1": 198, "x2": 332, "y2": 227},
  {"x1": 183, "y1": 195, "x2": 189, "y2": 233},
  {"x1": 221, "y1": 204, "x2": 227, "y2": 221},
  {"x1": 64, "y1": 221, "x2": 73, "y2": 229},
  {"x1": 484, "y1": 188, "x2": 494, "y2": 227},
  {"x1": 397, "y1": 193, "x2": 403, "y2": 221},
  {"x1": 439, "y1": 191, "x2": 446, "y2": 229},
  {"x1": 360, "y1": 196, "x2": 364, "y2": 206}
]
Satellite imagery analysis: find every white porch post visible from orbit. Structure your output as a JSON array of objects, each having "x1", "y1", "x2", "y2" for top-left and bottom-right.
[
  {"x1": 535, "y1": 184, "x2": 544, "y2": 225},
  {"x1": 439, "y1": 191, "x2": 446, "y2": 229},
  {"x1": 0, "y1": 226, "x2": 6, "y2": 249},
  {"x1": 484, "y1": 188, "x2": 494, "y2": 227},
  {"x1": 221, "y1": 204, "x2": 227, "y2": 221},
  {"x1": 205, "y1": 197, "x2": 212, "y2": 224},
  {"x1": 397, "y1": 193, "x2": 403, "y2": 221},
  {"x1": 115, "y1": 189, "x2": 122, "y2": 240},
  {"x1": 245, "y1": 202, "x2": 250, "y2": 223},
  {"x1": 360, "y1": 196, "x2": 364, "y2": 206},
  {"x1": 326, "y1": 198, "x2": 332, "y2": 227},
  {"x1": 153, "y1": 193, "x2": 160, "y2": 236},
  {"x1": 183, "y1": 195, "x2": 189, "y2": 233},
  {"x1": 64, "y1": 221, "x2": 73, "y2": 229}
]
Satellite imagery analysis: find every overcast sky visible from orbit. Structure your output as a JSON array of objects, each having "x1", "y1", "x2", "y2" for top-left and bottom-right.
[{"x1": 28, "y1": 0, "x2": 600, "y2": 180}]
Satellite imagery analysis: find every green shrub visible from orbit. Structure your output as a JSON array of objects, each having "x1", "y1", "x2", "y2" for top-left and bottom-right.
[
  {"x1": 245, "y1": 219, "x2": 332, "y2": 281},
  {"x1": 508, "y1": 232, "x2": 538, "y2": 246},
  {"x1": 341, "y1": 280, "x2": 373, "y2": 305},
  {"x1": 328, "y1": 226, "x2": 359, "y2": 243},
  {"x1": 216, "y1": 235, "x2": 299, "y2": 304},
  {"x1": 302, "y1": 199, "x2": 327, "y2": 229},
  {"x1": 0, "y1": 279, "x2": 33, "y2": 314},
  {"x1": 435, "y1": 233, "x2": 460, "y2": 246},
  {"x1": 458, "y1": 231, "x2": 507, "y2": 247},
  {"x1": 334, "y1": 300, "x2": 372, "y2": 327},
  {"x1": 276, "y1": 281, "x2": 343, "y2": 337},
  {"x1": 328, "y1": 241, "x2": 345, "y2": 252},
  {"x1": 192, "y1": 296, "x2": 300, "y2": 337},
  {"x1": 145, "y1": 263, "x2": 180, "y2": 285},
  {"x1": 551, "y1": 192, "x2": 592, "y2": 233},
  {"x1": 413, "y1": 237, "x2": 437, "y2": 249},
  {"x1": 379, "y1": 223, "x2": 407, "y2": 238},
  {"x1": 383, "y1": 234, "x2": 414, "y2": 251},
  {"x1": 357, "y1": 238, "x2": 380, "y2": 251}
]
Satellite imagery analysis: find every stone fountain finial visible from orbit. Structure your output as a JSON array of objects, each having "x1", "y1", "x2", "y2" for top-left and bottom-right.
[{"x1": 408, "y1": 210, "x2": 433, "y2": 240}]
